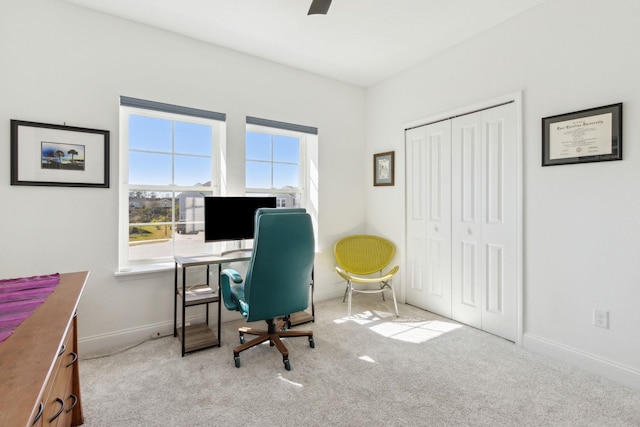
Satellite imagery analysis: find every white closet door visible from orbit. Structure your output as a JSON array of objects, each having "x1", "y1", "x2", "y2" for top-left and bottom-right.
[
  {"x1": 477, "y1": 103, "x2": 517, "y2": 341},
  {"x1": 405, "y1": 121, "x2": 452, "y2": 316},
  {"x1": 405, "y1": 102, "x2": 518, "y2": 342},
  {"x1": 451, "y1": 103, "x2": 517, "y2": 341},
  {"x1": 451, "y1": 111, "x2": 483, "y2": 329}
]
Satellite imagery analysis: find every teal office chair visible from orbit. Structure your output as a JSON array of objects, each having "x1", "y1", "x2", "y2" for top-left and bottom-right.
[{"x1": 220, "y1": 208, "x2": 315, "y2": 370}]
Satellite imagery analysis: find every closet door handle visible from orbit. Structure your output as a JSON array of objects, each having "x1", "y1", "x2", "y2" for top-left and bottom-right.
[
  {"x1": 58, "y1": 344, "x2": 66, "y2": 357},
  {"x1": 467, "y1": 228, "x2": 473, "y2": 235}
]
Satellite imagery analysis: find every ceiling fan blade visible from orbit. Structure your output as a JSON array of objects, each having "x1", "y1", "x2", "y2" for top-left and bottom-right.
[{"x1": 308, "y1": 0, "x2": 332, "y2": 15}]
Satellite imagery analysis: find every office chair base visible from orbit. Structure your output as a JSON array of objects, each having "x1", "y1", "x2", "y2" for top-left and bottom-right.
[{"x1": 233, "y1": 318, "x2": 314, "y2": 370}]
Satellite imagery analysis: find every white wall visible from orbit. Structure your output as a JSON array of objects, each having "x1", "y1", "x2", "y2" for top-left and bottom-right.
[
  {"x1": 0, "y1": 0, "x2": 365, "y2": 352},
  {"x1": 366, "y1": 0, "x2": 640, "y2": 389}
]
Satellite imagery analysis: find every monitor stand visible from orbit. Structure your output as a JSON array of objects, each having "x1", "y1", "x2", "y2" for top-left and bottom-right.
[{"x1": 220, "y1": 240, "x2": 253, "y2": 257}]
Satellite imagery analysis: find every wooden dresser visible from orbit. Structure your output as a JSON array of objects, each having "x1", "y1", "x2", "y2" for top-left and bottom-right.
[{"x1": 0, "y1": 271, "x2": 88, "y2": 427}]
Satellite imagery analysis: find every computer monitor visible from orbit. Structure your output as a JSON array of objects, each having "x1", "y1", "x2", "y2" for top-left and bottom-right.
[{"x1": 203, "y1": 196, "x2": 277, "y2": 243}]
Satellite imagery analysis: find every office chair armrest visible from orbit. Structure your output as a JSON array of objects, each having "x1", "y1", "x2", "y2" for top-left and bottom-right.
[
  {"x1": 335, "y1": 265, "x2": 399, "y2": 284},
  {"x1": 220, "y1": 268, "x2": 243, "y2": 311}
]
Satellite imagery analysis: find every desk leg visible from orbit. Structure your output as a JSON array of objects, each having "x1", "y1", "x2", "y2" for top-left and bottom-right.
[
  {"x1": 205, "y1": 265, "x2": 210, "y2": 324},
  {"x1": 311, "y1": 267, "x2": 315, "y2": 322},
  {"x1": 217, "y1": 264, "x2": 222, "y2": 346},
  {"x1": 174, "y1": 262, "x2": 178, "y2": 337},
  {"x1": 181, "y1": 266, "x2": 186, "y2": 357}
]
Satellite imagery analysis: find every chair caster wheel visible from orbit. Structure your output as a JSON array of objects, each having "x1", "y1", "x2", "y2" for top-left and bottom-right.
[
  {"x1": 283, "y1": 358, "x2": 291, "y2": 371},
  {"x1": 239, "y1": 334, "x2": 244, "y2": 344},
  {"x1": 234, "y1": 356, "x2": 241, "y2": 368},
  {"x1": 309, "y1": 337, "x2": 315, "y2": 348}
]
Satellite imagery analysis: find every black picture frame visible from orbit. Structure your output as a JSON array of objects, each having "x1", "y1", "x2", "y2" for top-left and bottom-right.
[
  {"x1": 373, "y1": 151, "x2": 394, "y2": 186},
  {"x1": 542, "y1": 103, "x2": 622, "y2": 166},
  {"x1": 11, "y1": 120, "x2": 110, "y2": 187}
]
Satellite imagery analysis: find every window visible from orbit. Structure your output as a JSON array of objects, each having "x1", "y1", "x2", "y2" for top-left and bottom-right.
[
  {"x1": 119, "y1": 97, "x2": 225, "y2": 268},
  {"x1": 245, "y1": 116, "x2": 319, "y2": 241}
]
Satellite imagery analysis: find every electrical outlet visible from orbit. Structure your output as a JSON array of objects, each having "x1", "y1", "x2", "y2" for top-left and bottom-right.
[{"x1": 593, "y1": 309, "x2": 609, "y2": 329}]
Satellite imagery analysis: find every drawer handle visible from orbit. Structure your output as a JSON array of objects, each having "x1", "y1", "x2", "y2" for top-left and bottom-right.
[
  {"x1": 49, "y1": 398, "x2": 64, "y2": 423},
  {"x1": 58, "y1": 343, "x2": 66, "y2": 357},
  {"x1": 65, "y1": 394, "x2": 78, "y2": 413},
  {"x1": 66, "y1": 351, "x2": 78, "y2": 368},
  {"x1": 32, "y1": 402, "x2": 44, "y2": 425}
]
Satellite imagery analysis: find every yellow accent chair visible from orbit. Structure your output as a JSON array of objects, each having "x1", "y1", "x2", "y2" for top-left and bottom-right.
[{"x1": 334, "y1": 234, "x2": 399, "y2": 317}]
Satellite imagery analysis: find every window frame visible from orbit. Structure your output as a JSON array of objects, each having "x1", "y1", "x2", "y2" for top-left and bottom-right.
[
  {"x1": 245, "y1": 121, "x2": 319, "y2": 247},
  {"x1": 119, "y1": 105, "x2": 224, "y2": 269}
]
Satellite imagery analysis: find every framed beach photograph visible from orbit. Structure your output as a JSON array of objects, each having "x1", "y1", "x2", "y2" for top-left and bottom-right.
[
  {"x1": 542, "y1": 103, "x2": 622, "y2": 166},
  {"x1": 373, "y1": 151, "x2": 394, "y2": 186},
  {"x1": 11, "y1": 120, "x2": 110, "y2": 187}
]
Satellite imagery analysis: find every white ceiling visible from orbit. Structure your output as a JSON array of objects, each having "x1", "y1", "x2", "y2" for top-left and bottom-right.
[{"x1": 61, "y1": 0, "x2": 548, "y2": 87}]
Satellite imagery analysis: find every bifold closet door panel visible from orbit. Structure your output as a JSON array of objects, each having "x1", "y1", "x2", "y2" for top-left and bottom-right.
[
  {"x1": 477, "y1": 103, "x2": 518, "y2": 342},
  {"x1": 450, "y1": 104, "x2": 517, "y2": 341},
  {"x1": 405, "y1": 121, "x2": 452, "y2": 317},
  {"x1": 451, "y1": 111, "x2": 483, "y2": 329}
]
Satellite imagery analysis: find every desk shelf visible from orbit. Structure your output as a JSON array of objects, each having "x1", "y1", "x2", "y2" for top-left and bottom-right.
[
  {"x1": 176, "y1": 286, "x2": 221, "y2": 352},
  {"x1": 174, "y1": 253, "x2": 253, "y2": 357},
  {"x1": 176, "y1": 323, "x2": 219, "y2": 353},
  {"x1": 179, "y1": 285, "x2": 219, "y2": 306},
  {"x1": 288, "y1": 310, "x2": 314, "y2": 326}
]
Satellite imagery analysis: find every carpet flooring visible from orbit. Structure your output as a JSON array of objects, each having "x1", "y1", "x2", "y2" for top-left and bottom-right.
[{"x1": 79, "y1": 295, "x2": 640, "y2": 426}]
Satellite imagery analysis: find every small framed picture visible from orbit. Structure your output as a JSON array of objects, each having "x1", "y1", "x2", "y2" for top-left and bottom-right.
[
  {"x1": 10, "y1": 120, "x2": 110, "y2": 188},
  {"x1": 542, "y1": 103, "x2": 622, "y2": 166},
  {"x1": 373, "y1": 151, "x2": 394, "y2": 186}
]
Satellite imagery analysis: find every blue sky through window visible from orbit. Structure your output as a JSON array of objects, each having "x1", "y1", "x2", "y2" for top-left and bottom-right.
[
  {"x1": 246, "y1": 131, "x2": 299, "y2": 189},
  {"x1": 128, "y1": 115, "x2": 213, "y2": 186}
]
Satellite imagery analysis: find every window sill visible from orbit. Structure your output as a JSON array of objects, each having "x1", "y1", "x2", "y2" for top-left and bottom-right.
[{"x1": 114, "y1": 262, "x2": 174, "y2": 278}]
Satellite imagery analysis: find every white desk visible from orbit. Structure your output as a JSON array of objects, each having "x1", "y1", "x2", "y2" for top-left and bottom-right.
[
  {"x1": 174, "y1": 251, "x2": 252, "y2": 356},
  {"x1": 173, "y1": 250, "x2": 315, "y2": 356}
]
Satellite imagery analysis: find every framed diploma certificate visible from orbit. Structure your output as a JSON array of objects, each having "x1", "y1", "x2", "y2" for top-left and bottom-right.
[{"x1": 542, "y1": 103, "x2": 622, "y2": 166}]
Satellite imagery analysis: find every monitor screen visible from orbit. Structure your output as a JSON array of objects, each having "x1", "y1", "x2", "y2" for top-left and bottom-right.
[{"x1": 204, "y1": 196, "x2": 277, "y2": 242}]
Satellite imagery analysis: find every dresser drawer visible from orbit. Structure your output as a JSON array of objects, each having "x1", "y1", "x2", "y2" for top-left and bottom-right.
[{"x1": 40, "y1": 321, "x2": 77, "y2": 426}]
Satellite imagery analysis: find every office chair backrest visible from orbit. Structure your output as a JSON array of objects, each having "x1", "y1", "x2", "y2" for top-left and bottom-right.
[
  {"x1": 245, "y1": 208, "x2": 315, "y2": 322},
  {"x1": 334, "y1": 234, "x2": 395, "y2": 275}
]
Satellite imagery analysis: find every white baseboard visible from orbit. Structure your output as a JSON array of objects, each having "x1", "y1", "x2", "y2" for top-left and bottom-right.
[
  {"x1": 79, "y1": 289, "x2": 345, "y2": 356},
  {"x1": 522, "y1": 333, "x2": 640, "y2": 391},
  {"x1": 79, "y1": 320, "x2": 174, "y2": 356},
  {"x1": 78, "y1": 310, "x2": 243, "y2": 356}
]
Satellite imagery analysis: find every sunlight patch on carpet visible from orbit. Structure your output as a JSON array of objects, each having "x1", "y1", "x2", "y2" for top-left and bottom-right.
[
  {"x1": 368, "y1": 320, "x2": 462, "y2": 343},
  {"x1": 334, "y1": 310, "x2": 463, "y2": 343},
  {"x1": 277, "y1": 374, "x2": 303, "y2": 387},
  {"x1": 333, "y1": 310, "x2": 381, "y2": 325}
]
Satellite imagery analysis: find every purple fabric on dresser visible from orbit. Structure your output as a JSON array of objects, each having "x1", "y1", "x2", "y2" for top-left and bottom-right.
[{"x1": 0, "y1": 273, "x2": 60, "y2": 343}]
